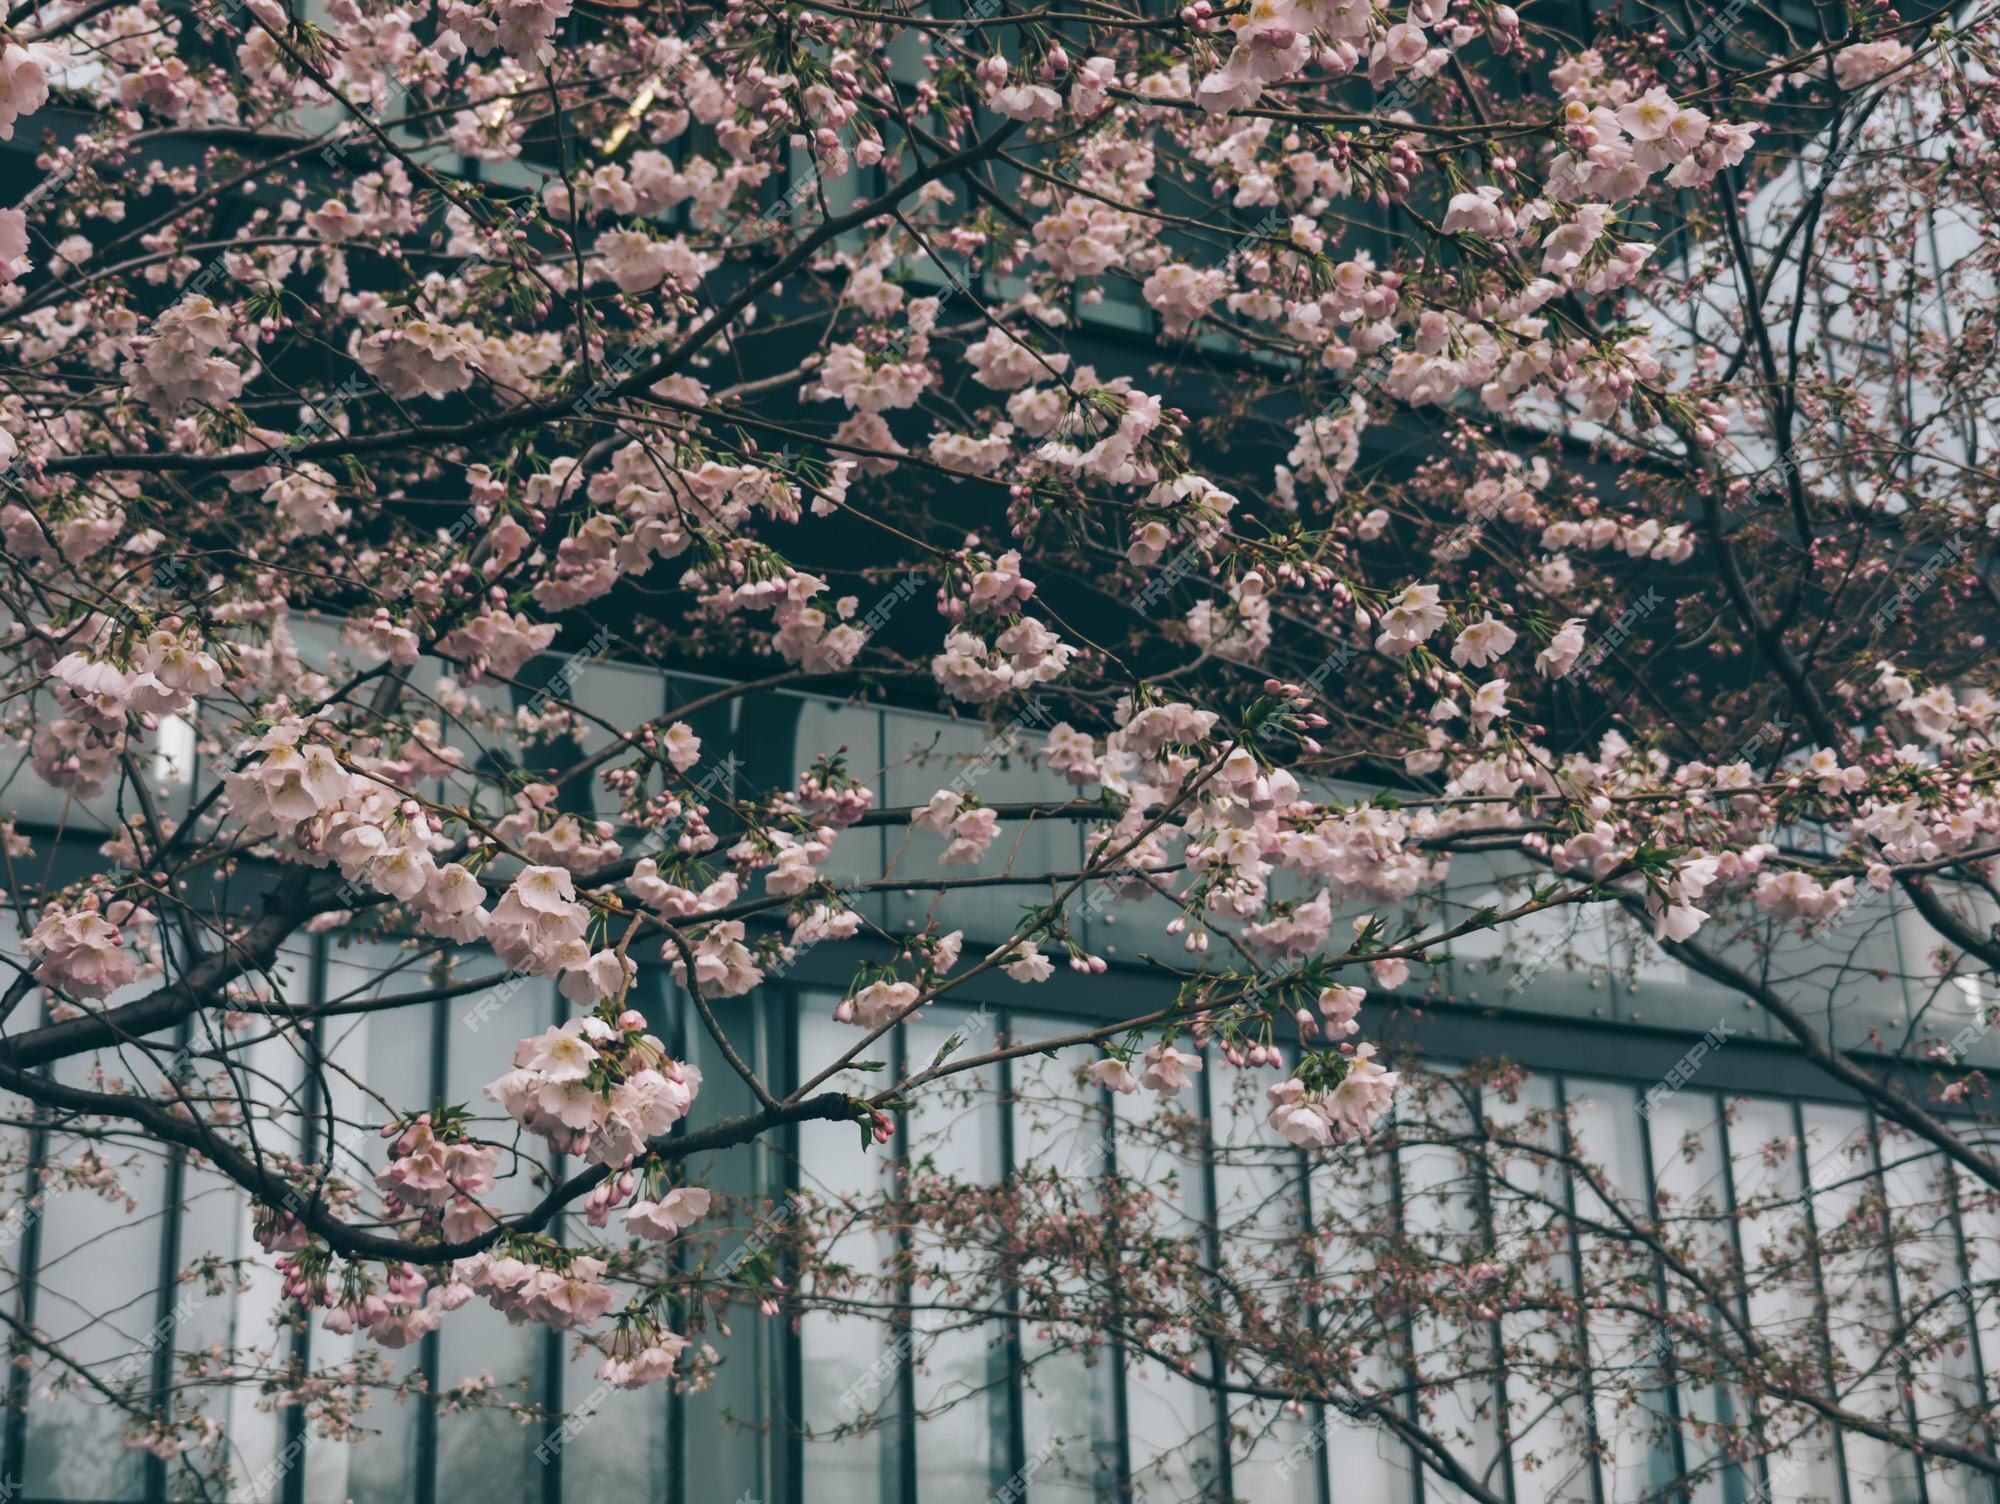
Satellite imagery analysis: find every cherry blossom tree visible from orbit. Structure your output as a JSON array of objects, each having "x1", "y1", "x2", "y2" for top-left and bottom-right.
[{"x1": 0, "y1": 0, "x2": 1995, "y2": 1489}]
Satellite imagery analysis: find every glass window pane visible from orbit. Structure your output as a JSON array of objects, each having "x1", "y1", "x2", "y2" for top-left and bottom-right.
[
  {"x1": 311, "y1": 942, "x2": 435, "y2": 1504},
  {"x1": 678, "y1": 984, "x2": 777, "y2": 1502},
  {"x1": 1802, "y1": 1104, "x2": 1920, "y2": 1504},
  {"x1": 1113, "y1": 1071, "x2": 1222, "y2": 1500},
  {"x1": 905, "y1": 1007, "x2": 1009, "y2": 1498},
  {"x1": 1727, "y1": 1096, "x2": 1840, "y2": 1504},
  {"x1": 1211, "y1": 1054, "x2": 1313, "y2": 1504},
  {"x1": 1400, "y1": 1071, "x2": 1505, "y2": 1504},
  {"x1": 434, "y1": 978, "x2": 557, "y2": 1504},
  {"x1": 21, "y1": 1001, "x2": 173, "y2": 1502},
  {"x1": 1304, "y1": 1085, "x2": 1415, "y2": 1504},
  {"x1": 1877, "y1": 1130, "x2": 1980, "y2": 1504},
  {"x1": 1566, "y1": 1079, "x2": 1677, "y2": 1503},
  {"x1": 1487, "y1": 1074, "x2": 1595, "y2": 1504},
  {"x1": 796, "y1": 1003, "x2": 899, "y2": 1503},
  {"x1": 1010, "y1": 1024, "x2": 1120, "y2": 1502},
  {"x1": 1644, "y1": 1090, "x2": 1735, "y2": 1504}
]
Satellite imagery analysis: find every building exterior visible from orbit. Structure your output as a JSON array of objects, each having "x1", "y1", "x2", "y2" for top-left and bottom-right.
[{"x1": 0, "y1": 643, "x2": 1993, "y2": 1504}]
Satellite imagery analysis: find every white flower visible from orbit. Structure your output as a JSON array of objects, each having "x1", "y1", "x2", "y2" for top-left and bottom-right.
[
  {"x1": 1616, "y1": 88, "x2": 1677, "y2": 142},
  {"x1": 663, "y1": 722, "x2": 702, "y2": 772},
  {"x1": 1267, "y1": 1078, "x2": 1335, "y2": 1147},
  {"x1": 1317, "y1": 985, "x2": 1365, "y2": 1037},
  {"x1": 1000, "y1": 942, "x2": 1054, "y2": 984},
  {"x1": 1451, "y1": 616, "x2": 1518, "y2": 668},
  {"x1": 1085, "y1": 1057, "x2": 1140, "y2": 1094},
  {"x1": 1327, "y1": 1044, "x2": 1399, "y2": 1132},
  {"x1": 625, "y1": 1186, "x2": 713, "y2": 1240},
  {"x1": 1375, "y1": 583, "x2": 1447, "y2": 655},
  {"x1": 1833, "y1": 39, "x2": 1912, "y2": 90},
  {"x1": 842, "y1": 979, "x2": 920, "y2": 1030},
  {"x1": 1138, "y1": 1041, "x2": 1204, "y2": 1094},
  {"x1": 1536, "y1": 619, "x2": 1588, "y2": 678},
  {"x1": 528, "y1": 1024, "x2": 597, "y2": 1083}
]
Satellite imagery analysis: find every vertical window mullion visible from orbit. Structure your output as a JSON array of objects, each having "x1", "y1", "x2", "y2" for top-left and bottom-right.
[
  {"x1": 777, "y1": 987, "x2": 804, "y2": 1504},
  {"x1": 543, "y1": 982, "x2": 567, "y2": 1504},
  {"x1": 891, "y1": 1022, "x2": 916, "y2": 1504},
  {"x1": 282, "y1": 941, "x2": 329, "y2": 1504},
  {"x1": 1468, "y1": 1085, "x2": 1517, "y2": 1504},
  {"x1": 1709, "y1": 1092, "x2": 1766, "y2": 1504},
  {"x1": 993, "y1": 1017, "x2": 1028, "y2": 1488},
  {"x1": 1789, "y1": 1099, "x2": 1855, "y2": 1504},
  {"x1": 1632, "y1": 1091, "x2": 1692, "y2": 1491},
  {"x1": 1385, "y1": 1105, "x2": 1427, "y2": 1504},
  {"x1": 1194, "y1": 1061, "x2": 1233, "y2": 1502},
  {"x1": 145, "y1": 1020, "x2": 194, "y2": 1504},
  {"x1": 1293, "y1": 1145, "x2": 1332, "y2": 1504},
  {"x1": 1102, "y1": 1082, "x2": 1134, "y2": 1499},
  {"x1": 1864, "y1": 1112, "x2": 1933, "y2": 1504},
  {"x1": 416, "y1": 995, "x2": 448, "y2": 1504},
  {"x1": 1553, "y1": 1078, "x2": 1606, "y2": 1504},
  {"x1": 0, "y1": 1064, "x2": 49, "y2": 1500},
  {"x1": 662, "y1": 973, "x2": 686, "y2": 1504}
]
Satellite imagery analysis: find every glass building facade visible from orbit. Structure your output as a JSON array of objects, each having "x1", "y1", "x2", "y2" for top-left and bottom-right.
[{"x1": 0, "y1": 653, "x2": 1994, "y2": 1504}]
